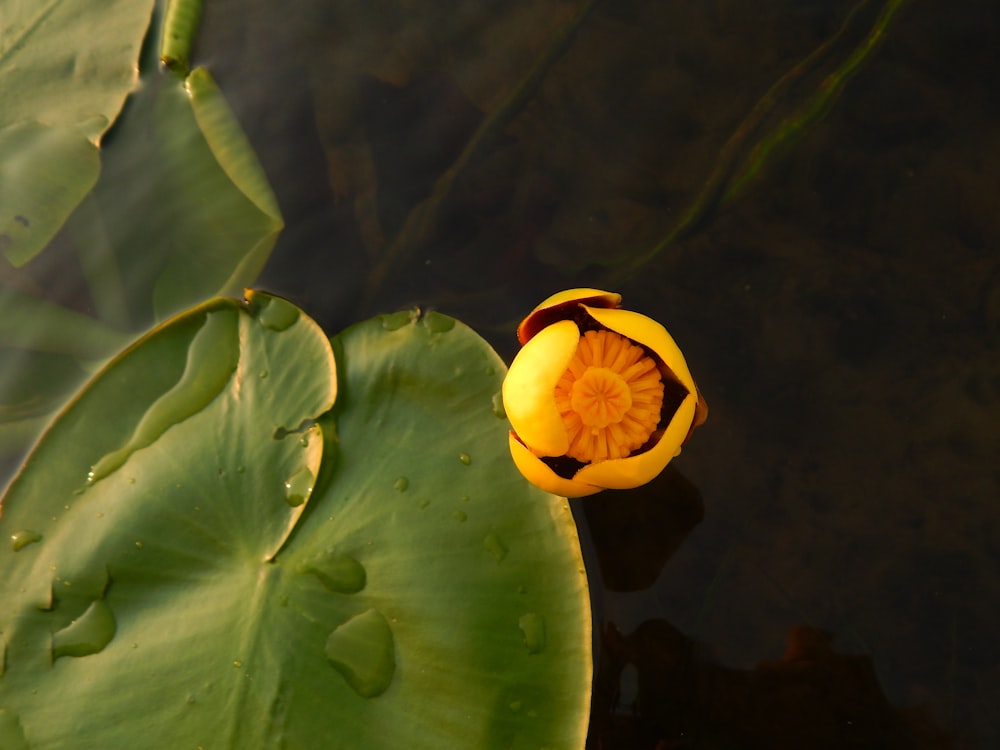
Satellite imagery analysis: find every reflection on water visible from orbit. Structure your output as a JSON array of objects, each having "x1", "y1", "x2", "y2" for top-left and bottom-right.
[{"x1": 575, "y1": 471, "x2": 960, "y2": 748}]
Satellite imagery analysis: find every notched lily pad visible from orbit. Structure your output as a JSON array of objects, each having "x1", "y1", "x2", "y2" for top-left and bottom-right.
[{"x1": 0, "y1": 294, "x2": 591, "y2": 749}]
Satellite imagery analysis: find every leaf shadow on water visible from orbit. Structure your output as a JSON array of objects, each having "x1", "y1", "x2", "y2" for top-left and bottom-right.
[{"x1": 574, "y1": 466, "x2": 961, "y2": 749}]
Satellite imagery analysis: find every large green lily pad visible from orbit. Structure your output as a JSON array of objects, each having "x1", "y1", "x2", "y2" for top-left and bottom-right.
[{"x1": 0, "y1": 294, "x2": 591, "y2": 748}]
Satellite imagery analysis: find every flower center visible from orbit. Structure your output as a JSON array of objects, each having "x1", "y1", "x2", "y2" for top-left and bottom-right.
[
  {"x1": 554, "y1": 329, "x2": 664, "y2": 463},
  {"x1": 570, "y1": 368, "x2": 632, "y2": 428}
]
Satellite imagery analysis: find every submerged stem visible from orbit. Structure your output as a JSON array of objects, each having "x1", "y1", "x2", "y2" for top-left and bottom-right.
[
  {"x1": 360, "y1": 0, "x2": 601, "y2": 313},
  {"x1": 613, "y1": 0, "x2": 909, "y2": 285}
]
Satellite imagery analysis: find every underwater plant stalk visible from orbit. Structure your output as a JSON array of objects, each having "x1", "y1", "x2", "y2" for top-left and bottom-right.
[
  {"x1": 360, "y1": 0, "x2": 602, "y2": 313},
  {"x1": 612, "y1": 0, "x2": 910, "y2": 285}
]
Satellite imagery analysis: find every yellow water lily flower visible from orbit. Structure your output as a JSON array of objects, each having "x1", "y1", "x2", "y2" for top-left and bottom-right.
[{"x1": 503, "y1": 288, "x2": 707, "y2": 497}]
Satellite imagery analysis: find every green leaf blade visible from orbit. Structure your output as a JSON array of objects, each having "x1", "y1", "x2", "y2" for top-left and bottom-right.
[{"x1": 0, "y1": 301, "x2": 590, "y2": 749}]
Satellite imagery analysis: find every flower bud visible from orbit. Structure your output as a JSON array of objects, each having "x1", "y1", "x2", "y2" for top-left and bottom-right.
[{"x1": 502, "y1": 289, "x2": 707, "y2": 497}]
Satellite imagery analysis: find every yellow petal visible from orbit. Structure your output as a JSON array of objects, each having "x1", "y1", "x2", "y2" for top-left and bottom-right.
[
  {"x1": 574, "y1": 394, "x2": 697, "y2": 489},
  {"x1": 518, "y1": 288, "x2": 621, "y2": 344},
  {"x1": 530, "y1": 288, "x2": 621, "y2": 313},
  {"x1": 502, "y1": 319, "x2": 578, "y2": 456},
  {"x1": 508, "y1": 433, "x2": 603, "y2": 498},
  {"x1": 581, "y1": 305, "x2": 697, "y2": 394}
]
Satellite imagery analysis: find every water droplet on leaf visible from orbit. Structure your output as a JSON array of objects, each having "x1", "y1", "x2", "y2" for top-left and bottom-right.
[
  {"x1": 88, "y1": 310, "x2": 239, "y2": 483},
  {"x1": 325, "y1": 609, "x2": 396, "y2": 698},
  {"x1": 458, "y1": 452, "x2": 471, "y2": 465},
  {"x1": 255, "y1": 295, "x2": 300, "y2": 331},
  {"x1": 518, "y1": 613, "x2": 546, "y2": 654},
  {"x1": 10, "y1": 529, "x2": 41, "y2": 551},
  {"x1": 491, "y1": 391, "x2": 506, "y2": 419},
  {"x1": 52, "y1": 599, "x2": 116, "y2": 659},
  {"x1": 452, "y1": 510, "x2": 467, "y2": 522},
  {"x1": 483, "y1": 531, "x2": 508, "y2": 562},
  {"x1": 422, "y1": 313, "x2": 455, "y2": 334},
  {"x1": 393, "y1": 477, "x2": 409, "y2": 492},
  {"x1": 284, "y1": 466, "x2": 314, "y2": 507},
  {"x1": 299, "y1": 550, "x2": 366, "y2": 594},
  {"x1": 379, "y1": 311, "x2": 411, "y2": 331}
]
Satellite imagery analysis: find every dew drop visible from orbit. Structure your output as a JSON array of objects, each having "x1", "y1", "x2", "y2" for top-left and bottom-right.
[
  {"x1": 518, "y1": 613, "x2": 546, "y2": 654},
  {"x1": 10, "y1": 529, "x2": 41, "y2": 551},
  {"x1": 418, "y1": 499, "x2": 431, "y2": 509},
  {"x1": 135, "y1": 541, "x2": 143, "y2": 550},
  {"x1": 483, "y1": 531, "x2": 508, "y2": 562},
  {"x1": 88, "y1": 310, "x2": 239, "y2": 484},
  {"x1": 379, "y1": 310, "x2": 411, "y2": 331},
  {"x1": 284, "y1": 466, "x2": 315, "y2": 507},
  {"x1": 52, "y1": 599, "x2": 116, "y2": 659},
  {"x1": 259, "y1": 369, "x2": 269, "y2": 379},
  {"x1": 298, "y1": 549, "x2": 366, "y2": 594},
  {"x1": 324, "y1": 609, "x2": 396, "y2": 698},
  {"x1": 452, "y1": 510, "x2": 468, "y2": 522},
  {"x1": 491, "y1": 391, "x2": 506, "y2": 419},
  {"x1": 393, "y1": 477, "x2": 409, "y2": 492},
  {"x1": 0, "y1": 708, "x2": 28, "y2": 750},
  {"x1": 236, "y1": 465, "x2": 246, "y2": 474},
  {"x1": 422, "y1": 313, "x2": 455, "y2": 334},
  {"x1": 255, "y1": 295, "x2": 300, "y2": 331},
  {"x1": 458, "y1": 452, "x2": 471, "y2": 465},
  {"x1": 233, "y1": 660, "x2": 243, "y2": 668}
]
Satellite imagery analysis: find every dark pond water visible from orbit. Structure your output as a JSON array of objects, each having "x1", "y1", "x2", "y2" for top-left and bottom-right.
[
  {"x1": 9, "y1": 0, "x2": 999, "y2": 747},
  {"x1": 194, "y1": 0, "x2": 999, "y2": 746}
]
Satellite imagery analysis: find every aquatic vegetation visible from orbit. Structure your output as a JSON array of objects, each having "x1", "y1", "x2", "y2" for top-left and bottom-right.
[
  {"x1": 0, "y1": 293, "x2": 591, "y2": 748},
  {"x1": 503, "y1": 289, "x2": 707, "y2": 497}
]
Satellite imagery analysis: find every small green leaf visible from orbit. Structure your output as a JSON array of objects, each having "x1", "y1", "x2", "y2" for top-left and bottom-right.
[
  {"x1": 0, "y1": 0, "x2": 156, "y2": 266},
  {"x1": 0, "y1": 122, "x2": 99, "y2": 267},
  {"x1": 186, "y1": 67, "x2": 283, "y2": 223}
]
